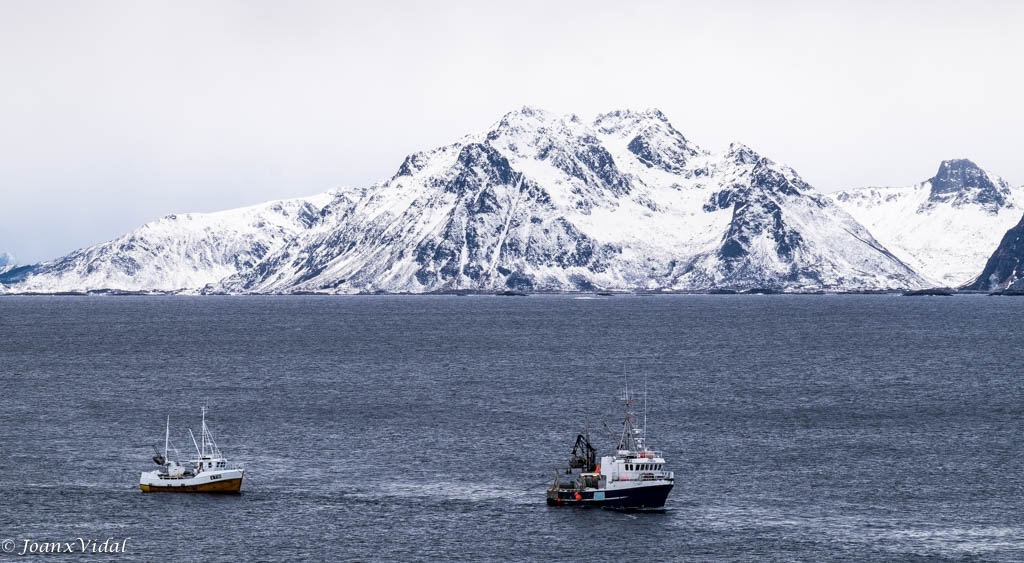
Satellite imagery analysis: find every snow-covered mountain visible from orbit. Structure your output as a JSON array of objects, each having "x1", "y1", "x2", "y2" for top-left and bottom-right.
[
  {"x1": 216, "y1": 107, "x2": 921, "y2": 293},
  {"x1": 961, "y1": 213, "x2": 1024, "y2": 292},
  {"x1": 2, "y1": 107, "x2": 926, "y2": 294},
  {"x1": 832, "y1": 159, "x2": 1024, "y2": 287},
  {"x1": 2, "y1": 194, "x2": 335, "y2": 293}
]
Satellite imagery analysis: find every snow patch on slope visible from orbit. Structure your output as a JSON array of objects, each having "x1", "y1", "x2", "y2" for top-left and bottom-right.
[{"x1": 833, "y1": 161, "x2": 1024, "y2": 286}]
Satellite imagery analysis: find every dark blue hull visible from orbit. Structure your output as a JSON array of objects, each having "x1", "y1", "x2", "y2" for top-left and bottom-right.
[{"x1": 546, "y1": 483, "x2": 672, "y2": 509}]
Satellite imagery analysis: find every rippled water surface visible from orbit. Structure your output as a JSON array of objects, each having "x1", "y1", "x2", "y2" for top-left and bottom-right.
[{"x1": 1, "y1": 295, "x2": 1022, "y2": 561}]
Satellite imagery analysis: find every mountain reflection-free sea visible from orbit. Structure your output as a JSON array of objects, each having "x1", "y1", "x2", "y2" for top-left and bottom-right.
[{"x1": 0, "y1": 294, "x2": 1021, "y2": 561}]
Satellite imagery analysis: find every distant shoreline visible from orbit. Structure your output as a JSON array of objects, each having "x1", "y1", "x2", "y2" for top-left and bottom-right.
[{"x1": 2, "y1": 289, "x2": 1019, "y2": 297}]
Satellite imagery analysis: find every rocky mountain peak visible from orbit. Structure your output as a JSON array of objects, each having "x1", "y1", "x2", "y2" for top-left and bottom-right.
[
  {"x1": 484, "y1": 107, "x2": 585, "y2": 154},
  {"x1": 927, "y1": 158, "x2": 1010, "y2": 210},
  {"x1": 477, "y1": 108, "x2": 632, "y2": 198},
  {"x1": 594, "y1": 108, "x2": 700, "y2": 174},
  {"x1": 726, "y1": 142, "x2": 762, "y2": 166},
  {"x1": 592, "y1": 108, "x2": 668, "y2": 132},
  {"x1": 493, "y1": 106, "x2": 560, "y2": 132},
  {"x1": 393, "y1": 150, "x2": 430, "y2": 178}
]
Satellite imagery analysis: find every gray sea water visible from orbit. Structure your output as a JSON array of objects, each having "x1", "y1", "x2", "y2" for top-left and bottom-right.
[{"x1": 0, "y1": 294, "x2": 1022, "y2": 561}]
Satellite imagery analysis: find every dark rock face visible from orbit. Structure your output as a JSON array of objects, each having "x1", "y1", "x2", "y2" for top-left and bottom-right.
[
  {"x1": 927, "y1": 159, "x2": 1009, "y2": 210},
  {"x1": 716, "y1": 188, "x2": 807, "y2": 287},
  {"x1": 749, "y1": 159, "x2": 806, "y2": 198},
  {"x1": 410, "y1": 170, "x2": 610, "y2": 290},
  {"x1": 961, "y1": 213, "x2": 1024, "y2": 291},
  {"x1": 293, "y1": 203, "x2": 322, "y2": 229},
  {"x1": 449, "y1": 143, "x2": 517, "y2": 195},
  {"x1": 715, "y1": 156, "x2": 812, "y2": 271},
  {"x1": 575, "y1": 138, "x2": 630, "y2": 195},
  {"x1": 703, "y1": 189, "x2": 736, "y2": 212},
  {"x1": 393, "y1": 151, "x2": 429, "y2": 179},
  {"x1": 537, "y1": 135, "x2": 631, "y2": 196},
  {"x1": 0, "y1": 264, "x2": 36, "y2": 284},
  {"x1": 626, "y1": 129, "x2": 698, "y2": 174}
]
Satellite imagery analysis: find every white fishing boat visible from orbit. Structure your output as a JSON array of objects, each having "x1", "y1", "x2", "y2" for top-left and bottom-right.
[
  {"x1": 139, "y1": 407, "x2": 245, "y2": 493},
  {"x1": 547, "y1": 387, "x2": 673, "y2": 508}
]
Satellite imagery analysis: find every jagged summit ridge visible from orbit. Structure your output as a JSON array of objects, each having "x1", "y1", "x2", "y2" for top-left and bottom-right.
[
  {"x1": 927, "y1": 158, "x2": 1011, "y2": 210},
  {"x1": 3, "y1": 107, "x2": 928, "y2": 294}
]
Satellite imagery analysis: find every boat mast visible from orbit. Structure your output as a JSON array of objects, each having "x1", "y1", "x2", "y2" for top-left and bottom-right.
[
  {"x1": 189, "y1": 428, "x2": 201, "y2": 457},
  {"x1": 164, "y1": 415, "x2": 170, "y2": 462},
  {"x1": 201, "y1": 406, "x2": 207, "y2": 458},
  {"x1": 619, "y1": 382, "x2": 627, "y2": 450},
  {"x1": 643, "y1": 378, "x2": 648, "y2": 448},
  {"x1": 619, "y1": 383, "x2": 635, "y2": 452}
]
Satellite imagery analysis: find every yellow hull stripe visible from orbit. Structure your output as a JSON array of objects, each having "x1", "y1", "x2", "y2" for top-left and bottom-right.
[{"x1": 140, "y1": 477, "x2": 243, "y2": 493}]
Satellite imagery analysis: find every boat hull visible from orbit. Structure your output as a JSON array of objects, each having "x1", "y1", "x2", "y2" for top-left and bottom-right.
[
  {"x1": 546, "y1": 483, "x2": 672, "y2": 509},
  {"x1": 140, "y1": 476, "x2": 243, "y2": 493}
]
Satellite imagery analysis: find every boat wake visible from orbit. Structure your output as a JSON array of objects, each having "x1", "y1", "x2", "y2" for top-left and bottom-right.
[{"x1": 348, "y1": 481, "x2": 536, "y2": 505}]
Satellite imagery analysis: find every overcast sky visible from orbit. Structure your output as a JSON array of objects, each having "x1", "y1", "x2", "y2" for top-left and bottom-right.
[{"x1": 2, "y1": 0, "x2": 1022, "y2": 263}]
